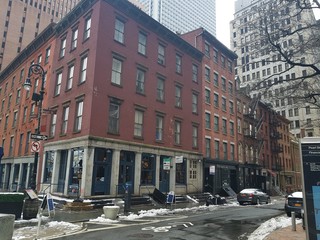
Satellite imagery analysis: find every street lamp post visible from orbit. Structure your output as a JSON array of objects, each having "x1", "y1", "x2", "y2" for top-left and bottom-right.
[{"x1": 23, "y1": 64, "x2": 46, "y2": 190}]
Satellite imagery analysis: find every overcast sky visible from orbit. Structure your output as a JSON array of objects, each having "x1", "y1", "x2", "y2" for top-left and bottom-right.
[{"x1": 216, "y1": 0, "x2": 235, "y2": 48}]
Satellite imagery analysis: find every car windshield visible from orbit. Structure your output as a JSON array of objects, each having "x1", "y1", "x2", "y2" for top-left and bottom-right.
[{"x1": 289, "y1": 192, "x2": 303, "y2": 198}]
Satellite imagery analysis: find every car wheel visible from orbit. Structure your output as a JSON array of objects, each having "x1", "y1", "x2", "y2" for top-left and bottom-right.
[
  {"x1": 239, "y1": 202, "x2": 244, "y2": 205},
  {"x1": 287, "y1": 212, "x2": 291, "y2": 217},
  {"x1": 206, "y1": 202, "x2": 210, "y2": 206},
  {"x1": 266, "y1": 197, "x2": 270, "y2": 204}
]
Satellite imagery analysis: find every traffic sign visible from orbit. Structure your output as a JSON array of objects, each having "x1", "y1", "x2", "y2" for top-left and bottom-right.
[
  {"x1": 31, "y1": 133, "x2": 48, "y2": 141},
  {"x1": 31, "y1": 141, "x2": 40, "y2": 153}
]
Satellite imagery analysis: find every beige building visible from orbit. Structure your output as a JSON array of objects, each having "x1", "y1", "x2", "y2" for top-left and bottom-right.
[{"x1": 0, "y1": 0, "x2": 81, "y2": 71}]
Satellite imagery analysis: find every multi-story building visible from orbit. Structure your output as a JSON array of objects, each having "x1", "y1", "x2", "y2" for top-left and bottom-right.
[
  {"x1": 231, "y1": 0, "x2": 320, "y2": 139},
  {"x1": 132, "y1": 0, "x2": 216, "y2": 36},
  {"x1": 0, "y1": 24, "x2": 56, "y2": 190},
  {"x1": 181, "y1": 29, "x2": 239, "y2": 194},
  {"x1": 0, "y1": 0, "x2": 81, "y2": 71},
  {"x1": 0, "y1": 0, "x2": 205, "y2": 197}
]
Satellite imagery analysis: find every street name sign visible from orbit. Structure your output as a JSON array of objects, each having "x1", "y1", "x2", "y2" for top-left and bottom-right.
[{"x1": 31, "y1": 133, "x2": 48, "y2": 141}]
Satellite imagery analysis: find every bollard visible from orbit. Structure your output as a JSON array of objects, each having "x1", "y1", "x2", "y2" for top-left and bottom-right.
[
  {"x1": 0, "y1": 214, "x2": 15, "y2": 240},
  {"x1": 291, "y1": 211, "x2": 296, "y2": 231}
]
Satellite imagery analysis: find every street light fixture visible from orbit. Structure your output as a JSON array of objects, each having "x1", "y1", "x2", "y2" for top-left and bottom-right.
[{"x1": 23, "y1": 64, "x2": 46, "y2": 190}]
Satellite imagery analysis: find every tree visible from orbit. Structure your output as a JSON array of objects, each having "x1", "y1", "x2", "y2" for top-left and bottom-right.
[{"x1": 237, "y1": 0, "x2": 320, "y2": 109}]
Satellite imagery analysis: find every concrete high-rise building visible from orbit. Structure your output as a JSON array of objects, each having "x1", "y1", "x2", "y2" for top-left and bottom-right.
[
  {"x1": 0, "y1": 0, "x2": 81, "y2": 72},
  {"x1": 231, "y1": 0, "x2": 320, "y2": 138},
  {"x1": 132, "y1": 0, "x2": 216, "y2": 36}
]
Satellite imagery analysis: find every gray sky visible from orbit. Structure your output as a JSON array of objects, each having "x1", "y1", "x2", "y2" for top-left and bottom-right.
[{"x1": 216, "y1": 0, "x2": 235, "y2": 48}]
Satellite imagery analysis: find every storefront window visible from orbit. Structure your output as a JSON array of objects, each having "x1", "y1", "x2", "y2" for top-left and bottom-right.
[
  {"x1": 43, "y1": 151, "x2": 54, "y2": 183},
  {"x1": 140, "y1": 153, "x2": 155, "y2": 185}
]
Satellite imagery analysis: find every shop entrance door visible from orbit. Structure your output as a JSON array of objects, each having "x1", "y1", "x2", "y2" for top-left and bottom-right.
[{"x1": 118, "y1": 151, "x2": 135, "y2": 194}]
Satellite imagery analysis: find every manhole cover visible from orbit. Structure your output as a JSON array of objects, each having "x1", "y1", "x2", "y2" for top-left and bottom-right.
[{"x1": 127, "y1": 233, "x2": 154, "y2": 238}]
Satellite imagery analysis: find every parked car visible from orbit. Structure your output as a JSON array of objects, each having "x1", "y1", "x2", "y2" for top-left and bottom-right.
[
  {"x1": 284, "y1": 191, "x2": 303, "y2": 217},
  {"x1": 237, "y1": 188, "x2": 270, "y2": 205}
]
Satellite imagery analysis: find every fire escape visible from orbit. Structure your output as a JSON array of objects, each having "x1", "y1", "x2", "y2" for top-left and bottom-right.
[
  {"x1": 243, "y1": 96, "x2": 264, "y2": 165},
  {"x1": 269, "y1": 113, "x2": 283, "y2": 172}
]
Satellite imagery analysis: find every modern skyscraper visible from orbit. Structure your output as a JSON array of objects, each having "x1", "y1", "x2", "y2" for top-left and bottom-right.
[
  {"x1": 0, "y1": 0, "x2": 81, "y2": 72},
  {"x1": 231, "y1": 0, "x2": 320, "y2": 138},
  {"x1": 132, "y1": 0, "x2": 216, "y2": 36}
]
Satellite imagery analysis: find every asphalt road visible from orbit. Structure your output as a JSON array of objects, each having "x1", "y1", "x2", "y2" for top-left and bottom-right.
[{"x1": 57, "y1": 200, "x2": 285, "y2": 240}]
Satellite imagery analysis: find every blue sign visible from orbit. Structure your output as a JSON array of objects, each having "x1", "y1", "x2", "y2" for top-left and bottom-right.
[{"x1": 167, "y1": 191, "x2": 175, "y2": 204}]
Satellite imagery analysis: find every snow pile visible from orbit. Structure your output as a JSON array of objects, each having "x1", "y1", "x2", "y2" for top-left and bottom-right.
[{"x1": 247, "y1": 215, "x2": 302, "y2": 240}]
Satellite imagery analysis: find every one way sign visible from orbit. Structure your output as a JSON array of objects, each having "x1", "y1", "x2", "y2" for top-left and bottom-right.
[{"x1": 31, "y1": 133, "x2": 48, "y2": 141}]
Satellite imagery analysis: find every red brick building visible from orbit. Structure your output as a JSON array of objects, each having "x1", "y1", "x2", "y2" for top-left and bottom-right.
[
  {"x1": 0, "y1": 24, "x2": 56, "y2": 190},
  {"x1": 41, "y1": 0, "x2": 203, "y2": 197}
]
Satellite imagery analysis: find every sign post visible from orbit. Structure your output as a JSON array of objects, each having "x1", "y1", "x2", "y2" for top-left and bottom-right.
[{"x1": 300, "y1": 137, "x2": 320, "y2": 240}]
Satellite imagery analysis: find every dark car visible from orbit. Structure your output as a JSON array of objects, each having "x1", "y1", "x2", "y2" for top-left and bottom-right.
[
  {"x1": 237, "y1": 188, "x2": 270, "y2": 205},
  {"x1": 284, "y1": 191, "x2": 303, "y2": 217}
]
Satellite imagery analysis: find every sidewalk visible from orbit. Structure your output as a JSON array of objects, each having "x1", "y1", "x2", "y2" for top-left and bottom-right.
[{"x1": 264, "y1": 223, "x2": 306, "y2": 240}]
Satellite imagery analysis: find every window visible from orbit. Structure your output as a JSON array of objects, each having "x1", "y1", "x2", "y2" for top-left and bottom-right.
[
  {"x1": 222, "y1": 119, "x2": 227, "y2": 134},
  {"x1": 175, "y1": 85, "x2": 182, "y2": 108},
  {"x1": 204, "y1": 43, "x2": 210, "y2": 57},
  {"x1": 230, "y1": 121, "x2": 235, "y2": 135},
  {"x1": 84, "y1": 16, "x2": 91, "y2": 40},
  {"x1": 18, "y1": 133, "x2": 23, "y2": 156},
  {"x1": 192, "y1": 125, "x2": 198, "y2": 148},
  {"x1": 192, "y1": 64, "x2": 198, "y2": 82},
  {"x1": 222, "y1": 97, "x2": 226, "y2": 111},
  {"x1": 158, "y1": 44, "x2": 165, "y2": 65},
  {"x1": 176, "y1": 158, "x2": 186, "y2": 184},
  {"x1": 66, "y1": 64, "x2": 74, "y2": 90},
  {"x1": 114, "y1": 18, "x2": 125, "y2": 43},
  {"x1": 111, "y1": 58, "x2": 122, "y2": 85},
  {"x1": 223, "y1": 142, "x2": 227, "y2": 160},
  {"x1": 157, "y1": 78, "x2": 165, "y2": 101},
  {"x1": 59, "y1": 38, "x2": 66, "y2": 58},
  {"x1": 156, "y1": 115, "x2": 163, "y2": 141},
  {"x1": 294, "y1": 108, "x2": 299, "y2": 116},
  {"x1": 205, "y1": 67, "x2": 210, "y2": 82},
  {"x1": 229, "y1": 101, "x2": 234, "y2": 114},
  {"x1": 214, "y1": 93, "x2": 219, "y2": 107},
  {"x1": 174, "y1": 120, "x2": 181, "y2": 145},
  {"x1": 192, "y1": 93, "x2": 198, "y2": 114},
  {"x1": 54, "y1": 72, "x2": 62, "y2": 96},
  {"x1": 176, "y1": 54, "x2": 182, "y2": 73},
  {"x1": 230, "y1": 144, "x2": 235, "y2": 160},
  {"x1": 79, "y1": 56, "x2": 87, "y2": 83},
  {"x1": 189, "y1": 160, "x2": 197, "y2": 179},
  {"x1": 16, "y1": 89, "x2": 21, "y2": 104},
  {"x1": 214, "y1": 116, "x2": 219, "y2": 131},
  {"x1": 49, "y1": 113, "x2": 57, "y2": 137},
  {"x1": 213, "y1": 72, "x2": 219, "y2": 86},
  {"x1": 43, "y1": 151, "x2": 54, "y2": 183},
  {"x1": 23, "y1": 106, "x2": 27, "y2": 123},
  {"x1": 306, "y1": 106, "x2": 311, "y2": 115},
  {"x1": 138, "y1": 32, "x2": 147, "y2": 55},
  {"x1": 108, "y1": 102, "x2": 120, "y2": 134},
  {"x1": 214, "y1": 140, "x2": 220, "y2": 159},
  {"x1": 205, "y1": 112, "x2": 211, "y2": 129},
  {"x1": 61, "y1": 106, "x2": 69, "y2": 135},
  {"x1": 141, "y1": 154, "x2": 155, "y2": 185},
  {"x1": 25, "y1": 131, "x2": 30, "y2": 154},
  {"x1": 136, "y1": 68, "x2": 145, "y2": 94},
  {"x1": 205, "y1": 138, "x2": 211, "y2": 158},
  {"x1": 221, "y1": 56, "x2": 226, "y2": 67},
  {"x1": 9, "y1": 136, "x2": 14, "y2": 156},
  {"x1": 221, "y1": 77, "x2": 226, "y2": 91},
  {"x1": 12, "y1": 111, "x2": 18, "y2": 127},
  {"x1": 74, "y1": 100, "x2": 83, "y2": 132},
  {"x1": 213, "y1": 49, "x2": 218, "y2": 63},
  {"x1": 134, "y1": 109, "x2": 143, "y2": 137},
  {"x1": 228, "y1": 60, "x2": 233, "y2": 72},
  {"x1": 71, "y1": 28, "x2": 78, "y2": 50},
  {"x1": 45, "y1": 47, "x2": 50, "y2": 64},
  {"x1": 205, "y1": 88, "x2": 211, "y2": 104}
]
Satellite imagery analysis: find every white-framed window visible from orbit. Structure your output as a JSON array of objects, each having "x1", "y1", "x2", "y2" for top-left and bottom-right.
[
  {"x1": 156, "y1": 115, "x2": 163, "y2": 141},
  {"x1": 157, "y1": 78, "x2": 165, "y2": 101},
  {"x1": 59, "y1": 38, "x2": 66, "y2": 58},
  {"x1": 114, "y1": 18, "x2": 125, "y2": 43},
  {"x1": 136, "y1": 68, "x2": 145, "y2": 94},
  {"x1": 108, "y1": 102, "x2": 120, "y2": 134},
  {"x1": 134, "y1": 109, "x2": 143, "y2": 137},
  {"x1": 71, "y1": 28, "x2": 78, "y2": 50},
  {"x1": 66, "y1": 64, "x2": 74, "y2": 90},
  {"x1": 176, "y1": 54, "x2": 182, "y2": 73},
  {"x1": 84, "y1": 16, "x2": 91, "y2": 40},
  {"x1": 174, "y1": 120, "x2": 181, "y2": 145},
  {"x1": 50, "y1": 113, "x2": 57, "y2": 137},
  {"x1": 61, "y1": 106, "x2": 69, "y2": 135},
  {"x1": 111, "y1": 57, "x2": 122, "y2": 85},
  {"x1": 192, "y1": 125, "x2": 198, "y2": 148},
  {"x1": 189, "y1": 160, "x2": 197, "y2": 179},
  {"x1": 192, "y1": 93, "x2": 198, "y2": 114},
  {"x1": 192, "y1": 64, "x2": 198, "y2": 82},
  {"x1": 54, "y1": 72, "x2": 62, "y2": 96},
  {"x1": 175, "y1": 85, "x2": 182, "y2": 107},
  {"x1": 138, "y1": 32, "x2": 147, "y2": 55},
  {"x1": 158, "y1": 44, "x2": 165, "y2": 65},
  {"x1": 45, "y1": 47, "x2": 51, "y2": 64},
  {"x1": 74, "y1": 100, "x2": 83, "y2": 132},
  {"x1": 79, "y1": 56, "x2": 88, "y2": 83}
]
